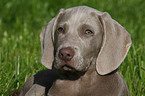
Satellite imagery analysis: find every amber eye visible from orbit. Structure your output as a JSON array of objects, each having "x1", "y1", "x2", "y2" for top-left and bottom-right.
[
  {"x1": 57, "y1": 27, "x2": 64, "y2": 33},
  {"x1": 85, "y1": 29, "x2": 93, "y2": 35}
]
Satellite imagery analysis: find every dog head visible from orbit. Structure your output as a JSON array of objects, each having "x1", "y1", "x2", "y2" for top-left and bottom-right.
[{"x1": 40, "y1": 6, "x2": 131, "y2": 76}]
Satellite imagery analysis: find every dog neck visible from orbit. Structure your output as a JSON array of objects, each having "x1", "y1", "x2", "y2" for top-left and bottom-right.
[{"x1": 49, "y1": 61, "x2": 119, "y2": 96}]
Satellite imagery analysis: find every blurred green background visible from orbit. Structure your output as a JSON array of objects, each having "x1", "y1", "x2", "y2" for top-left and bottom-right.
[{"x1": 0, "y1": 0, "x2": 144, "y2": 95}]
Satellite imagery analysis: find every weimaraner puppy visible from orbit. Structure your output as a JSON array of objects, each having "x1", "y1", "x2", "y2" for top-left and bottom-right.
[{"x1": 8, "y1": 6, "x2": 132, "y2": 96}]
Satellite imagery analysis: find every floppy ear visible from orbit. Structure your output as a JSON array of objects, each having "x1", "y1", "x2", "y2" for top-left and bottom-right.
[
  {"x1": 40, "y1": 9, "x2": 64, "y2": 69},
  {"x1": 96, "y1": 12, "x2": 132, "y2": 75}
]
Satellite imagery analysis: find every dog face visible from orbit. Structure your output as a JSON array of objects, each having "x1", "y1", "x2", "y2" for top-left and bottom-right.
[
  {"x1": 53, "y1": 10, "x2": 103, "y2": 72},
  {"x1": 40, "y1": 6, "x2": 131, "y2": 76}
]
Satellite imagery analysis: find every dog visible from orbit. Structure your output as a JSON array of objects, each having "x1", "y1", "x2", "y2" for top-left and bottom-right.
[{"x1": 8, "y1": 6, "x2": 131, "y2": 96}]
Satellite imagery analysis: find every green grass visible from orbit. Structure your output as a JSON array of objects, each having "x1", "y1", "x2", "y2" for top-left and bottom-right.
[{"x1": 0, "y1": 0, "x2": 144, "y2": 95}]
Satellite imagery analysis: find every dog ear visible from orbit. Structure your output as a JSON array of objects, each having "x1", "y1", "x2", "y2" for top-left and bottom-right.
[
  {"x1": 40, "y1": 9, "x2": 64, "y2": 69},
  {"x1": 96, "y1": 12, "x2": 132, "y2": 75}
]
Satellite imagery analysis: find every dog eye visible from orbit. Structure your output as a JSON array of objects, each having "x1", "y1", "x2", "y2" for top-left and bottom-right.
[
  {"x1": 57, "y1": 27, "x2": 64, "y2": 33},
  {"x1": 85, "y1": 29, "x2": 93, "y2": 35}
]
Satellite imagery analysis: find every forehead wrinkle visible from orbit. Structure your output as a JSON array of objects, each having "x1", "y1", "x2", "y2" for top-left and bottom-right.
[
  {"x1": 66, "y1": 13, "x2": 91, "y2": 34},
  {"x1": 60, "y1": 7, "x2": 93, "y2": 28}
]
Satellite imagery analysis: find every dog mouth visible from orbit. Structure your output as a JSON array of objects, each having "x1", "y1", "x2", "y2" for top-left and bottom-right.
[
  {"x1": 53, "y1": 63, "x2": 85, "y2": 80},
  {"x1": 54, "y1": 60, "x2": 75, "y2": 71},
  {"x1": 61, "y1": 65, "x2": 75, "y2": 71}
]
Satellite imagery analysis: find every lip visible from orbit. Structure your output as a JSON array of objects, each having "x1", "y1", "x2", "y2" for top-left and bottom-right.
[
  {"x1": 61, "y1": 65, "x2": 75, "y2": 71},
  {"x1": 56, "y1": 60, "x2": 75, "y2": 70}
]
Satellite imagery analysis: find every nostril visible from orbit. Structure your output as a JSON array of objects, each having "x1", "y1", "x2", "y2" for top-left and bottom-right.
[
  {"x1": 60, "y1": 53, "x2": 63, "y2": 57},
  {"x1": 67, "y1": 54, "x2": 70, "y2": 56}
]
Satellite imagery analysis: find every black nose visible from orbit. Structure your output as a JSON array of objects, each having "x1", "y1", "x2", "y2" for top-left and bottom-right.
[{"x1": 59, "y1": 47, "x2": 75, "y2": 61}]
